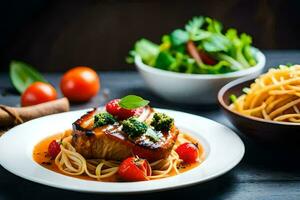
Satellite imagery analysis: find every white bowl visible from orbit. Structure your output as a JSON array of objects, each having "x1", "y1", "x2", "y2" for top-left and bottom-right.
[{"x1": 135, "y1": 48, "x2": 266, "y2": 104}]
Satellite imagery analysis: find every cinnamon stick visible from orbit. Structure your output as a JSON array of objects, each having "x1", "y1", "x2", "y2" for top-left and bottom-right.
[{"x1": 0, "y1": 98, "x2": 70, "y2": 128}]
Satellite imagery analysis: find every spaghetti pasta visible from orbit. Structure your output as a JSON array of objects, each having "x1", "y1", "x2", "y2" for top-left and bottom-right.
[
  {"x1": 230, "y1": 65, "x2": 300, "y2": 123},
  {"x1": 54, "y1": 132, "x2": 204, "y2": 181}
]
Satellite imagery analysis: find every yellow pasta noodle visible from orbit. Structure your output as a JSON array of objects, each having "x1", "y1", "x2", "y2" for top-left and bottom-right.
[{"x1": 231, "y1": 65, "x2": 300, "y2": 123}]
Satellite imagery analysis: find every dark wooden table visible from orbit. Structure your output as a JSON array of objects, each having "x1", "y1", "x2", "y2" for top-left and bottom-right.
[{"x1": 1, "y1": 50, "x2": 300, "y2": 200}]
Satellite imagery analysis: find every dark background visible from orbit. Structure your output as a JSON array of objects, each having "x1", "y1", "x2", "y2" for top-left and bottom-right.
[{"x1": 0, "y1": 0, "x2": 299, "y2": 72}]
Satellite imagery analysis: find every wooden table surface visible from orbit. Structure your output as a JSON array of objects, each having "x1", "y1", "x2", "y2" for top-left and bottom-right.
[{"x1": 1, "y1": 50, "x2": 300, "y2": 200}]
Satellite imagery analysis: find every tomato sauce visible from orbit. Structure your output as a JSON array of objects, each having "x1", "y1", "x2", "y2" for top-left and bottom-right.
[{"x1": 33, "y1": 131, "x2": 205, "y2": 182}]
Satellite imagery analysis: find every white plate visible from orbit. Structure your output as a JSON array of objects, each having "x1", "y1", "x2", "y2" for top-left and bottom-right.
[{"x1": 0, "y1": 108, "x2": 244, "y2": 193}]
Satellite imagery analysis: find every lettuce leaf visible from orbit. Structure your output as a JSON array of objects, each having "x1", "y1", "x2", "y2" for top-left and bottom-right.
[
  {"x1": 170, "y1": 29, "x2": 189, "y2": 46},
  {"x1": 133, "y1": 39, "x2": 159, "y2": 66},
  {"x1": 128, "y1": 16, "x2": 257, "y2": 74}
]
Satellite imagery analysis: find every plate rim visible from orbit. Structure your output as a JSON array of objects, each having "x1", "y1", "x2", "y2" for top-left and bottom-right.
[{"x1": 0, "y1": 108, "x2": 245, "y2": 194}]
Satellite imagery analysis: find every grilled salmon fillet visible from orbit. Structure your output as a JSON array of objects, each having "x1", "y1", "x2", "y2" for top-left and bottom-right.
[{"x1": 71, "y1": 107, "x2": 179, "y2": 162}]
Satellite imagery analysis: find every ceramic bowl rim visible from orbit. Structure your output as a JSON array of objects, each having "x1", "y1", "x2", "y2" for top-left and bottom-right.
[{"x1": 218, "y1": 75, "x2": 300, "y2": 127}]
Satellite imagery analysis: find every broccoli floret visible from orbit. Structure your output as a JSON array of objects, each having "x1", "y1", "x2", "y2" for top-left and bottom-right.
[
  {"x1": 94, "y1": 112, "x2": 116, "y2": 128},
  {"x1": 122, "y1": 117, "x2": 148, "y2": 137},
  {"x1": 151, "y1": 112, "x2": 174, "y2": 132}
]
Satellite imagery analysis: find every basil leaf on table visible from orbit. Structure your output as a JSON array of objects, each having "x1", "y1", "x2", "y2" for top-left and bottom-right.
[
  {"x1": 10, "y1": 60, "x2": 47, "y2": 93},
  {"x1": 119, "y1": 95, "x2": 150, "y2": 109}
]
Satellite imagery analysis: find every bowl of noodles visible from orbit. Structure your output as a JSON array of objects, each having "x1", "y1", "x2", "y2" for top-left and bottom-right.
[{"x1": 218, "y1": 65, "x2": 300, "y2": 144}]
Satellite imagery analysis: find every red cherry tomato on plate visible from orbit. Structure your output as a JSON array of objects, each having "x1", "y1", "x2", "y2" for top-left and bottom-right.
[
  {"x1": 106, "y1": 99, "x2": 142, "y2": 120},
  {"x1": 118, "y1": 157, "x2": 151, "y2": 181},
  {"x1": 60, "y1": 66, "x2": 100, "y2": 102},
  {"x1": 175, "y1": 142, "x2": 199, "y2": 164},
  {"x1": 21, "y1": 82, "x2": 57, "y2": 107},
  {"x1": 48, "y1": 140, "x2": 61, "y2": 159}
]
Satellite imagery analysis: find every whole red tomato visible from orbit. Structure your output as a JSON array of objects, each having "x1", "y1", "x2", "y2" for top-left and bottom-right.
[
  {"x1": 118, "y1": 157, "x2": 151, "y2": 181},
  {"x1": 21, "y1": 82, "x2": 57, "y2": 107},
  {"x1": 60, "y1": 66, "x2": 100, "y2": 102}
]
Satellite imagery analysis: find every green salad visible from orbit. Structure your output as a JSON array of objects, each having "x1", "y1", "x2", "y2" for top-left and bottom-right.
[{"x1": 127, "y1": 16, "x2": 257, "y2": 74}]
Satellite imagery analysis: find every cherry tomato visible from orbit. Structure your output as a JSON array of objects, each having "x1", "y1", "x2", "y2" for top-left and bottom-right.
[
  {"x1": 187, "y1": 41, "x2": 216, "y2": 65},
  {"x1": 198, "y1": 50, "x2": 217, "y2": 65},
  {"x1": 105, "y1": 99, "x2": 143, "y2": 120},
  {"x1": 118, "y1": 157, "x2": 151, "y2": 181},
  {"x1": 48, "y1": 140, "x2": 61, "y2": 159},
  {"x1": 21, "y1": 82, "x2": 57, "y2": 107},
  {"x1": 175, "y1": 142, "x2": 199, "y2": 164},
  {"x1": 60, "y1": 66, "x2": 100, "y2": 102}
]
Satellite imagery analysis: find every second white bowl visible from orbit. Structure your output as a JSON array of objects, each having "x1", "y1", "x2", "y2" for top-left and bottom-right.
[{"x1": 135, "y1": 48, "x2": 266, "y2": 104}]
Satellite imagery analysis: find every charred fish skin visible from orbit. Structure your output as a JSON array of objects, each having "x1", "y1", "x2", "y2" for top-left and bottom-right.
[{"x1": 72, "y1": 108, "x2": 97, "y2": 136}]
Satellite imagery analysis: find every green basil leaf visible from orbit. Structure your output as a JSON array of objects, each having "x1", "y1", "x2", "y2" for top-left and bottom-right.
[
  {"x1": 10, "y1": 60, "x2": 47, "y2": 93},
  {"x1": 119, "y1": 95, "x2": 149, "y2": 109}
]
